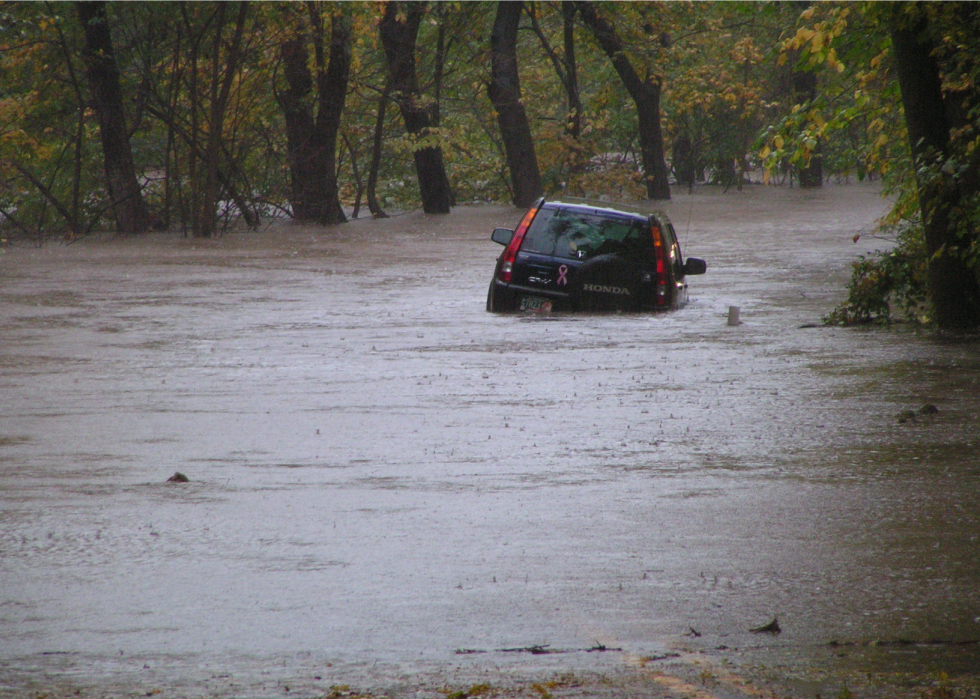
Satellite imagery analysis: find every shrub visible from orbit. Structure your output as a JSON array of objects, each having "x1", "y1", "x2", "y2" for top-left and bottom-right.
[{"x1": 825, "y1": 221, "x2": 929, "y2": 325}]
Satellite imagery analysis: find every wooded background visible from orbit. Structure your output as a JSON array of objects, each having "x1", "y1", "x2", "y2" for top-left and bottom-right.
[{"x1": 2, "y1": 2, "x2": 979, "y2": 327}]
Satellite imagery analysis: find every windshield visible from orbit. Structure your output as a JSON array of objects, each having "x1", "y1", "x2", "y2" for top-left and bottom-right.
[{"x1": 520, "y1": 208, "x2": 652, "y2": 261}]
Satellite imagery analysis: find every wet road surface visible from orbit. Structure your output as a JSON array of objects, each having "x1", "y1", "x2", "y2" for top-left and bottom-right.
[{"x1": 2, "y1": 183, "x2": 979, "y2": 698}]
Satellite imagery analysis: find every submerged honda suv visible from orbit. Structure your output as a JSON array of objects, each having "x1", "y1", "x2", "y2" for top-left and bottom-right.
[{"x1": 487, "y1": 197, "x2": 706, "y2": 313}]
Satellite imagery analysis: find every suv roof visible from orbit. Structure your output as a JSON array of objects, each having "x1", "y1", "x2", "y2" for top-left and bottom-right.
[{"x1": 543, "y1": 196, "x2": 667, "y2": 222}]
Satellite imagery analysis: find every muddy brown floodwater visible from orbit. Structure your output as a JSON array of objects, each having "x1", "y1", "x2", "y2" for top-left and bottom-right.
[{"x1": 2, "y1": 183, "x2": 979, "y2": 699}]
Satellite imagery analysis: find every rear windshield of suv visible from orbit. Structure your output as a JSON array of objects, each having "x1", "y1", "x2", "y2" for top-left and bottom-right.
[{"x1": 520, "y1": 207, "x2": 653, "y2": 261}]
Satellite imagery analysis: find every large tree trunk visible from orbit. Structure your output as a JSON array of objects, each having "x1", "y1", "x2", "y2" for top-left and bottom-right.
[
  {"x1": 576, "y1": 2, "x2": 669, "y2": 200},
  {"x1": 309, "y1": 3, "x2": 352, "y2": 224},
  {"x1": 77, "y1": 1, "x2": 150, "y2": 234},
  {"x1": 378, "y1": 1, "x2": 452, "y2": 214},
  {"x1": 277, "y1": 5, "x2": 352, "y2": 224},
  {"x1": 891, "y1": 13, "x2": 980, "y2": 329},
  {"x1": 279, "y1": 36, "x2": 320, "y2": 221},
  {"x1": 489, "y1": 2, "x2": 542, "y2": 208}
]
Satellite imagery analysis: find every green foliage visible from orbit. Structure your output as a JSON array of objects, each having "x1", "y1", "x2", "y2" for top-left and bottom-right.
[
  {"x1": 1, "y1": 1, "x2": 824, "y2": 237},
  {"x1": 761, "y1": 2, "x2": 980, "y2": 326},
  {"x1": 0, "y1": 4, "x2": 109, "y2": 238},
  {"x1": 757, "y1": 4, "x2": 903, "y2": 186},
  {"x1": 825, "y1": 220, "x2": 928, "y2": 325},
  {"x1": 665, "y1": 3, "x2": 792, "y2": 188},
  {"x1": 4, "y1": 0, "x2": 974, "y2": 296}
]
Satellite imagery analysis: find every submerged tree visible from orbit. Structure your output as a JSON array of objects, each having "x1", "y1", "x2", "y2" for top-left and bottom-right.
[
  {"x1": 76, "y1": 1, "x2": 150, "y2": 234},
  {"x1": 277, "y1": 3, "x2": 352, "y2": 225},
  {"x1": 576, "y1": 1, "x2": 670, "y2": 200},
  {"x1": 378, "y1": 1, "x2": 452, "y2": 214},
  {"x1": 771, "y1": 2, "x2": 980, "y2": 329},
  {"x1": 488, "y1": 1, "x2": 542, "y2": 208},
  {"x1": 889, "y1": 4, "x2": 980, "y2": 329}
]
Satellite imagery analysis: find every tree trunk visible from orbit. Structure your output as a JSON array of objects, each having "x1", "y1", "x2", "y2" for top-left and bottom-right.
[
  {"x1": 793, "y1": 70, "x2": 823, "y2": 188},
  {"x1": 343, "y1": 131, "x2": 363, "y2": 219},
  {"x1": 891, "y1": 13, "x2": 980, "y2": 329},
  {"x1": 366, "y1": 88, "x2": 389, "y2": 218},
  {"x1": 525, "y1": 3, "x2": 582, "y2": 139},
  {"x1": 309, "y1": 3, "x2": 352, "y2": 225},
  {"x1": 77, "y1": 1, "x2": 150, "y2": 234},
  {"x1": 672, "y1": 133, "x2": 695, "y2": 191},
  {"x1": 278, "y1": 36, "x2": 320, "y2": 221},
  {"x1": 276, "y1": 5, "x2": 352, "y2": 225},
  {"x1": 378, "y1": 1, "x2": 452, "y2": 214},
  {"x1": 576, "y1": 1, "x2": 670, "y2": 200},
  {"x1": 489, "y1": 2, "x2": 543, "y2": 208},
  {"x1": 562, "y1": 2, "x2": 583, "y2": 139}
]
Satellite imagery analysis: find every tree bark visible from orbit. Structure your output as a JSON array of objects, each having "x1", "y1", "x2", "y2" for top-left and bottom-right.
[
  {"x1": 891, "y1": 12, "x2": 980, "y2": 329},
  {"x1": 367, "y1": 88, "x2": 389, "y2": 218},
  {"x1": 278, "y1": 36, "x2": 319, "y2": 221},
  {"x1": 77, "y1": 1, "x2": 150, "y2": 234},
  {"x1": 277, "y1": 5, "x2": 352, "y2": 224},
  {"x1": 378, "y1": 1, "x2": 453, "y2": 214},
  {"x1": 525, "y1": 3, "x2": 582, "y2": 139},
  {"x1": 489, "y1": 2, "x2": 543, "y2": 208},
  {"x1": 672, "y1": 133, "x2": 695, "y2": 191},
  {"x1": 309, "y1": 3, "x2": 352, "y2": 224},
  {"x1": 576, "y1": 1, "x2": 670, "y2": 200},
  {"x1": 793, "y1": 70, "x2": 823, "y2": 188},
  {"x1": 561, "y1": 2, "x2": 583, "y2": 139}
]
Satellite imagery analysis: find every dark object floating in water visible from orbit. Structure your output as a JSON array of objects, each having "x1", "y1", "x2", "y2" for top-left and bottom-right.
[
  {"x1": 167, "y1": 472, "x2": 189, "y2": 483},
  {"x1": 897, "y1": 409, "x2": 918, "y2": 424},
  {"x1": 750, "y1": 617, "x2": 781, "y2": 634},
  {"x1": 898, "y1": 404, "x2": 940, "y2": 423}
]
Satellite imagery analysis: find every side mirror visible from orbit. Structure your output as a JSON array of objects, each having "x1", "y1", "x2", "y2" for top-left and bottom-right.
[
  {"x1": 683, "y1": 257, "x2": 707, "y2": 276},
  {"x1": 491, "y1": 227, "x2": 514, "y2": 246}
]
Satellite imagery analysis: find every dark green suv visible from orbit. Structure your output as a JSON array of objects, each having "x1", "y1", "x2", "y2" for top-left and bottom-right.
[{"x1": 487, "y1": 197, "x2": 706, "y2": 313}]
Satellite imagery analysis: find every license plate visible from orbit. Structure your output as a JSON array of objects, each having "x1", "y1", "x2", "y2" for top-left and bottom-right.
[{"x1": 520, "y1": 296, "x2": 552, "y2": 312}]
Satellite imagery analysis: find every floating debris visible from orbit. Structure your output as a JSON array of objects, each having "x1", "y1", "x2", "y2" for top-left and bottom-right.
[
  {"x1": 166, "y1": 472, "x2": 189, "y2": 483},
  {"x1": 898, "y1": 404, "x2": 940, "y2": 423},
  {"x1": 750, "y1": 617, "x2": 781, "y2": 634},
  {"x1": 897, "y1": 410, "x2": 918, "y2": 424}
]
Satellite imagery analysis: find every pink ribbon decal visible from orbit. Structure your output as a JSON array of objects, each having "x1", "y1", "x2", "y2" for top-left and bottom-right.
[{"x1": 557, "y1": 265, "x2": 568, "y2": 286}]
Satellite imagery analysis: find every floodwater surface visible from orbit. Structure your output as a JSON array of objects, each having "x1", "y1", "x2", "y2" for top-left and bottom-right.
[{"x1": 1, "y1": 183, "x2": 979, "y2": 699}]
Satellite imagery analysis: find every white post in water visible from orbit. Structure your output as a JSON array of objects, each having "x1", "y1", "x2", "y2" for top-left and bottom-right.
[{"x1": 727, "y1": 306, "x2": 741, "y2": 326}]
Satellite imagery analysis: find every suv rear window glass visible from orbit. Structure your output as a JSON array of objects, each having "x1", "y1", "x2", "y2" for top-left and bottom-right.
[{"x1": 521, "y1": 207, "x2": 653, "y2": 261}]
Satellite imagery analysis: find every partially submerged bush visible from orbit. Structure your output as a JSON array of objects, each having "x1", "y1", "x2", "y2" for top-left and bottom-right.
[{"x1": 825, "y1": 220, "x2": 928, "y2": 325}]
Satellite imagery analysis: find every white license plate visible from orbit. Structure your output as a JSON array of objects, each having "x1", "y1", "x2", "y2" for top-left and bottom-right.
[{"x1": 520, "y1": 296, "x2": 552, "y2": 312}]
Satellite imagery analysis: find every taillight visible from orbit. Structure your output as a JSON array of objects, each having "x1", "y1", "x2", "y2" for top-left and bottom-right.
[
  {"x1": 651, "y1": 224, "x2": 667, "y2": 305},
  {"x1": 498, "y1": 204, "x2": 539, "y2": 283}
]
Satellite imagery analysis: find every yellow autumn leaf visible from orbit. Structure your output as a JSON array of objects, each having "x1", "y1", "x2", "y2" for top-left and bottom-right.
[
  {"x1": 760, "y1": 145, "x2": 771, "y2": 159},
  {"x1": 774, "y1": 135, "x2": 784, "y2": 149}
]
